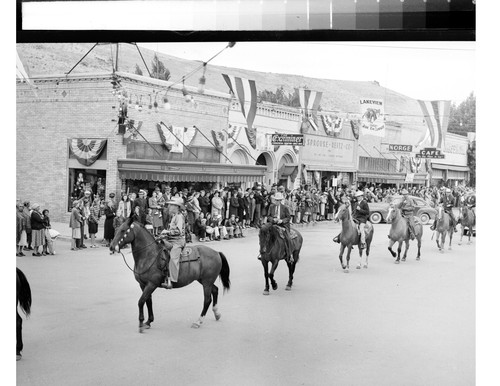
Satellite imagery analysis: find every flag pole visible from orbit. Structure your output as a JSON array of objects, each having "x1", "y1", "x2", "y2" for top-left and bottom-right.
[
  {"x1": 159, "y1": 122, "x2": 199, "y2": 159},
  {"x1": 193, "y1": 126, "x2": 233, "y2": 164}
]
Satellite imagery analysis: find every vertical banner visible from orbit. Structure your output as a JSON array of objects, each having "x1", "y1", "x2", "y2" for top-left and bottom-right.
[
  {"x1": 359, "y1": 98, "x2": 385, "y2": 137},
  {"x1": 416, "y1": 100, "x2": 451, "y2": 150}
]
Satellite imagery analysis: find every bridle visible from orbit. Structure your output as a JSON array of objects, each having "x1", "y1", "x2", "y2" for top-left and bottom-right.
[{"x1": 116, "y1": 222, "x2": 165, "y2": 276}]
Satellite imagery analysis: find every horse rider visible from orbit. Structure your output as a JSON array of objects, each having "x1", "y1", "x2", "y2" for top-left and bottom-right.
[
  {"x1": 159, "y1": 197, "x2": 186, "y2": 289},
  {"x1": 430, "y1": 188, "x2": 458, "y2": 232},
  {"x1": 266, "y1": 190, "x2": 294, "y2": 263},
  {"x1": 464, "y1": 193, "x2": 476, "y2": 211},
  {"x1": 352, "y1": 190, "x2": 370, "y2": 249},
  {"x1": 397, "y1": 189, "x2": 416, "y2": 240},
  {"x1": 332, "y1": 190, "x2": 353, "y2": 244}
]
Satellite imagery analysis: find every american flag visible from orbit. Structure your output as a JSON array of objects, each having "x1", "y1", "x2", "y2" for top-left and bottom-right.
[
  {"x1": 222, "y1": 74, "x2": 257, "y2": 133},
  {"x1": 297, "y1": 88, "x2": 322, "y2": 131},
  {"x1": 416, "y1": 100, "x2": 451, "y2": 150}
]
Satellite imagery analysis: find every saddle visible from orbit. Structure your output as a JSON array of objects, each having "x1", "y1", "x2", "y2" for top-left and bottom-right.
[
  {"x1": 276, "y1": 227, "x2": 297, "y2": 240},
  {"x1": 157, "y1": 244, "x2": 200, "y2": 272}
]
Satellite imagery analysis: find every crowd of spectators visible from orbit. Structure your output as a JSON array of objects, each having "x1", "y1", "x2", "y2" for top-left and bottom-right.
[{"x1": 16, "y1": 182, "x2": 475, "y2": 255}]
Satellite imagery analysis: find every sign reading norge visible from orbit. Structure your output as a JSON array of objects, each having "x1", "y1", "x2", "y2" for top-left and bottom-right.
[{"x1": 388, "y1": 144, "x2": 413, "y2": 152}]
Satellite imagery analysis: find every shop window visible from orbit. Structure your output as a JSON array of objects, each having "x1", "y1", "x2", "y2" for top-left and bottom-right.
[{"x1": 68, "y1": 168, "x2": 106, "y2": 211}]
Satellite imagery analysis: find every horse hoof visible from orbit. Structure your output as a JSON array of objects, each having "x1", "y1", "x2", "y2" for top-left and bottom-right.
[
  {"x1": 402, "y1": 258, "x2": 406, "y2": 262},
  {"x1": 143, "y1": 324, "x2": 151, "y2": 330},
  {"x1": 139, "y1": 327, "x2": 144, "y2": 333},
  {"x1": 214, "y1": 313, "x2": 221, "y2": 321},
  {"x1": 448, "y1": 247, "x2": 452, "y2": 250},
  {"x1": 363, "y1": 264, "x2": 368, "y2": 269},
  {"x1": 343, "y1": 268, "x2": 349, "y2": 273},
  {"x1": 416, "y1": 257, "x2": 420, "y2": 261},
  {"x1": 458, "y1": 242, "x2": 462, "y2": 245},
  {"x1": 191, "y1": 322, "x2": 201, "y2": 329},
  {"x1": 272, "y1": 284, "x2": 278, "y2": 291},
  {"x1": 263, "y1": 290, "x2": 270, "y2": 296},
  {"x1": 440, "y1": 249, "x2": 444, "y2": 253},
  {"x1": 285, "y1": 285, "x2": 292, "y2": 291},
  {"x1": 356, "y1": 265, "x2": 361, "y2": 269},
  {"x1": 395, "y1": 260, "x2": 400, "y2": 264},
  {"x1": 16, "y1": 354, "x2": 21, "y2": 361}
]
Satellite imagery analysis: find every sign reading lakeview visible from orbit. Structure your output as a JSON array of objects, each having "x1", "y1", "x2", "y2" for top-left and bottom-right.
[
  {"x1": 271, "y1": 134, "x2": 304, "y2": 146},
  {"x1": 359, "y1": 99, "x2": 385, "y2": 137},
  {"x1": 415, "y1": 147, "x2": 445, "y2": 159},
  {"x1": 388, "y1": 144, "x2": 413, "y2": 152}
]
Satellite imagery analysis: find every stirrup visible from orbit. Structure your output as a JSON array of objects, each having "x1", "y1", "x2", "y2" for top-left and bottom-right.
[{"x1": 161, "y1": 277, "x2": 173, "y2": 289}]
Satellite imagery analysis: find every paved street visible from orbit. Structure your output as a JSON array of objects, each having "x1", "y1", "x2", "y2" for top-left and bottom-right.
[{"x1": 16, "y1": 221, "x2": 475, "y2": 386}]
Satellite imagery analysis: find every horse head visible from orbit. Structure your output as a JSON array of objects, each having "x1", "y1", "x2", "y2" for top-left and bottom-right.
[
  {"x1": 258, "y1": 222, "x2": 275, "y2": 256},
  {"x1": 110, "y1": 216, "x2": 136, "y2": 253},
  {"x1": 386, "y1": 205, "x2": 398, "y2": 224},
  {"x1": 335, "y1": 203, "x2": 350, "y2": 223},
  {"x1": 436, "y1": 204, "x2": 444, "y2": 222}
]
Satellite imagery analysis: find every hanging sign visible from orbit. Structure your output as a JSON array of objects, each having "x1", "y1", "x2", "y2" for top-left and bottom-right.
[
  {"x1": 415, "y1": 147, "x2": 445, "y2": 159},
  {"x1": 271, "y1": 134, "x2": 304, "y2": 146},
  {"x1": 388, "y1": 144, "x2": 413, "y2": 152},
  {"x1": 405, "y1": 173, "x2": 415, "y2": 183}
]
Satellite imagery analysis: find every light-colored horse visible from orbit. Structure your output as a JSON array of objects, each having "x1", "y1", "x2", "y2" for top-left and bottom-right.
[
  {"x1": 434, "y1": 205, "x2": 454, "y2": 252},
  {"x1": 386, "y1": 206, "x2": 423, "y2": 263},
  {"x1": 458, "y1": 206, "x2": 476, "y2": 245},
  {"x1": 334, "y1": 203, "x2": 374, "y2": 273}
]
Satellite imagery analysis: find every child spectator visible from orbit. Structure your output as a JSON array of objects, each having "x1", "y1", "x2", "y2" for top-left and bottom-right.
[{"x1": 145, "y1": 208, "x2": 154, "y2": 235}]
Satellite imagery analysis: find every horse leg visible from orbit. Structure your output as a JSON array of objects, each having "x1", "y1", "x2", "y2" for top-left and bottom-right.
[
  {"x1": 364, "y1": 242, "x2": 370, "y2": 268},
  {"x1": 285, "y1": 260, "x2": 295, "y2": 291},
  {"x1": 138, "y1": 282, "x2": 157, "y2": 333},
  {"x1": 395, "y1": 241, "x2": 402, "y2": 264},
  {"x1": 345, "y1": 245, "x2": 352, "y2": 272},
  {"x1": 458, "y1": 225, "x2": 463, "y2": 245},
  {"x1": 262, "y1": 260, "x2": 270, "y2": 295},
  {"x1": 402, "y1": 239, "x2": 410, "y2": 262},
  {"x1": 16, "y1": 310, "x2": 23, "y2": 360},
  {"x1": 269, "y1": 259, "x2": 280, "y2": 291},
  {"x1": 339, "y1": 244, "x2": 346, "y2": 270},
  {"x1": 211, "y1": 284, "x2": 221, "y2": 320},
  {"x1": 356, "y1": 247, "x2": 363, "y2": 269},
  {"x1": 416, "y1": 235, "x2": 422, "y2": 261},
  {"x1": 192, "y1": 284, "x2": 212, "y2": 329},
  {"x1": 145, "y1": 296, "x2": 154, "y2": 328},
  {"x1": 448, "y1": 229, "x2": 453, "y2": 250},
  {"x1": 388, "y1": 239, "x2": 397, "y2": 258}
]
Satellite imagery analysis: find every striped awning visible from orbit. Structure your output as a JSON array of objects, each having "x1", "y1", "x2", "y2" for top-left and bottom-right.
[
  {"x1": 118, "y1": 158, "x2": 266, "y2": 184},
  {"x1": 120, "y1": 170, "x2": 260, "y2": 183}
]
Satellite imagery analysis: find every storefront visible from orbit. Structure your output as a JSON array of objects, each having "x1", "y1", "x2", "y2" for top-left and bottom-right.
[
  {"x1": 430, "y1": 133, "x2": 470, "y2": 186},
  {"x1": 299, "y1": 133, "x2": 358, "y2": 190}
]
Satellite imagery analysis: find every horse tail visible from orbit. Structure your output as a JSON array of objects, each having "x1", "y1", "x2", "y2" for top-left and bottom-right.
[
  {"x1": 16, "y1": 268, "x2": 32, "y2": 317},
  {"x1": 218, "y1": 252, "x2": 231, "y2": 293}
]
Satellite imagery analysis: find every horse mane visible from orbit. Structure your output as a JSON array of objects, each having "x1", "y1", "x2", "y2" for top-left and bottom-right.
[{"x1": 259, "y1": 222, "x2": 279, "y2": 247}]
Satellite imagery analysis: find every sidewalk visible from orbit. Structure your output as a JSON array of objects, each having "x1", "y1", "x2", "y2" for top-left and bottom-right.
[{"x1": 50, "y1": 218, "x2": 335, "y2": 243}]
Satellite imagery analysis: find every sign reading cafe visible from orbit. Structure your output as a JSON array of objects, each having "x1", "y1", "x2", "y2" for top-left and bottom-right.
[{"x1": 415, "y1": 147, "x2": 445, "y2": 159}]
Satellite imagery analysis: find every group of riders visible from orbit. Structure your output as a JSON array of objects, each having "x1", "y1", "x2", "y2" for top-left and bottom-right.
[
  {"x1": 133, "y1": 184, "x2": 475, "y2": 288},
  {"x1": 331, "y1": 185, "x2": 476, "y2": 244}
]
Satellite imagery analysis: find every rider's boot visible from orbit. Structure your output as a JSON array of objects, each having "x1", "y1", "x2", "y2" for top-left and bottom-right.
[
  {"x1": 160, "y1": 276, "x2": 173, "y2": 289},
  {"x1": 430, "y1": 219, "x2": 436, "y2": 231}
]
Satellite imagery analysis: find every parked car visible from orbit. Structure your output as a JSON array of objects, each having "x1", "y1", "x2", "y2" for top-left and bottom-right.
[{"x1": 368, "y1": 195, "x2": 437, "y2": 225}]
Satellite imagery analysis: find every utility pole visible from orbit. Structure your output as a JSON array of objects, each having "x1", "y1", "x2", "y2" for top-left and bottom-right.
[{"x1": 115, "y1": 43, "x2": 119, "y2": 72}]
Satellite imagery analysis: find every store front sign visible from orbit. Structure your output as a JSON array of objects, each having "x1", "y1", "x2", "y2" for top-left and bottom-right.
[
  {"x1": 388, "y1": 144, "x2": 413, "y2": 152},
  {"x1": 300, "y1": 135, "x2": 357, "y2": 169},
  {"x1": 271, "y1": 134, "x2": 304, "y2": 146},
  {"x1": 415, "y1": 148, "x2": 445, "y2": 159}
]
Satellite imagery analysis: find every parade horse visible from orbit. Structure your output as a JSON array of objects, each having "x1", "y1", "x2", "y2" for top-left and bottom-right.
[
  {"x1": 434, "y1": 204, "x2": 454, "y2": 252},
  {"x1": 334, "y1": 203, "x2": 374, "y2": 272},
  {"x1": 258, "y1": 223, "x2": 303, "y2": 296},
  {"x1": 458, "y1": 205, "x2": 476, "y2": 245},
  {"x1": 110, "y1": 217, "x2": 230, "y2": 331},
  {"x1": 17, "y1": 268, "x2": 32, "y2": 361},
  {"x1": 386, "y1": 205, "x2": 423, "y2": 263}
]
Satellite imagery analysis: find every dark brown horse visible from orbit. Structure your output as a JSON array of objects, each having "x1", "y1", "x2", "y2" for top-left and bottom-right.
[
  {"x1": 17, "y1": 268, "x2": 32, "y2": 361},
  {"x1": 458, "y1": 206, "x2": 476, "y2": 245},
  {"x1": 258, "y1": 223, "x2": 303, "y2": 296},
  {"x1": 110, "y1": 218, "x2": 230, "y2": 331},
  {"x1": 334, "y1": 203, "x2": 374, "y2": 272},
  {"x1": 386, "y1": 205, "x2": 423, "y2": 263}
]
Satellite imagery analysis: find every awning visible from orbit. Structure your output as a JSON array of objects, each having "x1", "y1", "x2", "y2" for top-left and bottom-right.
[
  {"x1": 305, "y1": 164, "x2": 356, "y2": 172},
  {"x1": 431, "y1": 163, "x2": 469, "y2": 172},
  {"x1": 278, "y1": 164, "x2": 298, "y2": 180},
  {"x1": 357, "y1": 172, "x2": 426, "y2": 185},
  {"x1": 118, "y1": 158, "x2": 266, "y2": 184}
]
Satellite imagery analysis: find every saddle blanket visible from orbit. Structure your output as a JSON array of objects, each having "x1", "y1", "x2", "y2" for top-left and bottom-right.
[
  {"x1": 180, "y1": 247, "x2": 201, "y2": 263},
  {"x1": 276, "y1": 227, "x2": 298, "y2": 240}
]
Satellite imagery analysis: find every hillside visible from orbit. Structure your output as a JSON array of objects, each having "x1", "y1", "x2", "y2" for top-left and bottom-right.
[{"x1": 17, "y1": 43, "x2": 424, "y2": 123}]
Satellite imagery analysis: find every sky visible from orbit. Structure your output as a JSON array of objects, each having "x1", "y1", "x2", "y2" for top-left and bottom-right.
[{"x1": 139, "y1": 41, "x2": 475, "y2": 105}]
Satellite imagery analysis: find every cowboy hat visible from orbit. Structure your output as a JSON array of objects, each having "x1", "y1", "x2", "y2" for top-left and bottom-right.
[
  {"x1": 401, "y1": 188, "x2": 409, "y2": 195},
  {"x1": 139, "y1": 189, "x2": 147, "y2": 195},
  {"x1": 166, "y1": 197, "x2": 185, "y2": 209},
  {"x1": 355, "y1": 191, "x2": 364, "y2": 197},
  {"x1": 274, "y1": 192, "x2": 284, "y2": 200}
]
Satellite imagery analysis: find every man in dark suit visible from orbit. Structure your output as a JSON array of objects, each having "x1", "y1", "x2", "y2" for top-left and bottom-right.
[
  {"x1": 352, "y1": 190, "x2": 370, "y2": 249},
  {"x1": 267, "y1": 191, "x2": 294, "y2": 262},
  {"x1": 431, "y1": 187, "x2": 458, "y2": 232}
]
